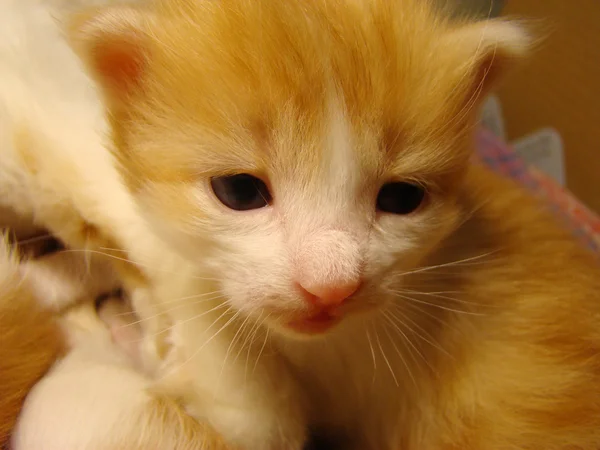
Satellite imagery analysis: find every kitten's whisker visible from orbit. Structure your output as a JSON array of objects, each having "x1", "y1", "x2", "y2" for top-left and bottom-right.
[
  {"x1": 119, "y1": 294, "x2": 227, "y2": 328},
  {"x1": 395, "y1": 302, "x2": 466, "y2": 337},
  {"x1": 392, "y1": 288, "x2": 491, "y2": 307},
  {"x1": 112, "y1": 291, "x2": 223, "y2": 318},
  {"x1": 375, "y1": 327, "x2": 399, "y2": 387},
  {"x1": 241, "y1": 313, "x2": 265, "y2": 382},
  {"x1": 253, "y1": 313, "x2": 272, "y2": 376},
  {"x1": 365, "y1": 325, "x2": 377, "y2": 384},
  {"x1": 160, "y1": 307, "x2": 235, "y2": 381},
  {"x1": 380, "y1": 319, "x2": 418, "y2": 388},
  {"x1": 16, "y1": 233, "x2": 53, "y2": 245},
  {"x1": 383, "y1": 312, "x2": 440, "y2": 375},
  {"x1": 59, "y1": 248, "x2": 221, "y2": 282},
  {"x1": 393, "y1": 292, "x2": 484, "y2": 316},
  {"x1": 241, "y1": 313, "x2": 266, "y2": 379},
  {"x1": 155, "y1": 290, "x2": 225, "y2": 307},
  {"x1": 136, "y1": 301, "x2": 231, "y2": 343},
  {"x1": 191, "y1": 309, "x2": 243, "y2": 366},
  {"x1": 394, "y1": 288, "x2": 465, "y2": 295},
  {"x1": 98, "y1": 246, "x2": 128, "y2": 253},
  {"x1": 383, "y1": 311, "x2": 418, "y2": 359},
  {"x1": 385, "y1": 308, "x2": 452, "y2": 359},
  {"x1": 382, "y1": 311, "x2": 422, "y2": 372},
  {"x1": 398, "y1": 251, "x2": 498, "y2": 278},
  {"x1": 217, "y1": 313, "x2": 253, "y2": 395},
  {"x1": 221, "y1": 312, "x2": 252, "y2": 377}
]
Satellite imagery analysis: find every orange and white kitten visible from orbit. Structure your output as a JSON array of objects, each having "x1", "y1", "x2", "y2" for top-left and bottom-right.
[{"x1": 69, "y1": 0, "x2": 600, "y2": 449}]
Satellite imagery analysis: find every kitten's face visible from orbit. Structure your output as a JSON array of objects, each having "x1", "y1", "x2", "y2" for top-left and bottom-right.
[{"x1": 74, "y1": 0, "x2": 529, "y2": 337}]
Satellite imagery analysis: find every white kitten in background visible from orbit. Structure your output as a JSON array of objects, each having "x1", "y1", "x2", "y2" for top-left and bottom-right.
[{"x1": 0, "y1": 0, "x2": 152, "y2": 280}]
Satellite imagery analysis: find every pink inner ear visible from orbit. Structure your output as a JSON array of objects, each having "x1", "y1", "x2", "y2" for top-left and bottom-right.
[{"x1": 94, "y1": 39, "x2": 145, "y2": 95}]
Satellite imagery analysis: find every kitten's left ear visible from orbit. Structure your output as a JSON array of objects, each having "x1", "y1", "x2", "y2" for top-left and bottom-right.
[
  {"x1": 446, "y1": 19, "x2": 533, "y2": 101},
  {"x1": 67, "y1": 6, "x2": 154, "y2": 111}
]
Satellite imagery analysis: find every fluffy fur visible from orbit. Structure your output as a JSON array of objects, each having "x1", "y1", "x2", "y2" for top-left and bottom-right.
[
  {"x1": 12, "y1": 298, "x2": 230, "y2": 450},
  {"x1": 0, "y1": 0, "x2": 151, "y2": 289},
  {"x1": 0, "y1": 1, "x2": 238, "y2": 447},
  {"x1": 1, "y1": 233, "x2": 229, "y2": 450},
  {"x1": 67, "y1": 0, "x2": 600, "y2": 449},
  {"x1": 0, "y1": 238, "x2": 64, "y2": 447}
]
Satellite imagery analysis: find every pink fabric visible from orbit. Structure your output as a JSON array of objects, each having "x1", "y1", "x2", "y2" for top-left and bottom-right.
[{"x1": 474, "y1": 128, "x2": 600, "y2": 255}]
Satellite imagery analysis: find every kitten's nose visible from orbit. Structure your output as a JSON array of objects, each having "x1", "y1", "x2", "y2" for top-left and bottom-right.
[
  {"x1": 298, "y1": 279, "x2": 361, "y2": 308},
  {"x1": 295, "y1": 228, "x2": 363, "y2": 309}
]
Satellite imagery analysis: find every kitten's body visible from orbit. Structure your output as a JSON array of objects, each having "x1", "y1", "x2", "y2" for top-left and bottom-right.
[
  {"x1": 67, "y1": 0, "x2": 600, "y2": 449},
  {"x1": 280, "y1": 166, "x2": 600, "y2": 448}
]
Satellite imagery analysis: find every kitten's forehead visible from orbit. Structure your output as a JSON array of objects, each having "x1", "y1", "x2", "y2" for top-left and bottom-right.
[{"x1": 133, "y1": 0, "x2": 477, "y2": 182}]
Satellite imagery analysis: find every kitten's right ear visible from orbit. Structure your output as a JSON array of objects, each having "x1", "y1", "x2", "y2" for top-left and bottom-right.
[
  {"x1": 444, "y1": 19, "x2": 534, "y2": 103},
  {"x1": 68, "y1": 6, "x2": 154, "y2": 110}
]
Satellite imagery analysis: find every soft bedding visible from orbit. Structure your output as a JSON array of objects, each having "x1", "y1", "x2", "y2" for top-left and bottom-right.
[{"x1": 475, "y1": 128, "x2": 600, "y2": 255}]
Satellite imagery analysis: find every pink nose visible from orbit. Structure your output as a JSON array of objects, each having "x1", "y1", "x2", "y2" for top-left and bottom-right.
[{"x1": 298, "y1": 280, "x2": 361, "y2": 308}]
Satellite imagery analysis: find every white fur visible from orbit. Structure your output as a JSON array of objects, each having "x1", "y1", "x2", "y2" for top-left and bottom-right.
[
  {"x1": 0, "y1": 0, "x2": 150, "y2": 266},
  {"x1": 12, "y1": 303, "x2": 156, "y2": 450},
  {"x1": 20, "y1": 251, "x2": 120, "y2": 311}
]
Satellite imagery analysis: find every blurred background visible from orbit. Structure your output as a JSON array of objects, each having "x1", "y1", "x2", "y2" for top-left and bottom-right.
[{"x1": 451, "y1": 0, "x2": 600, "y2": 214}]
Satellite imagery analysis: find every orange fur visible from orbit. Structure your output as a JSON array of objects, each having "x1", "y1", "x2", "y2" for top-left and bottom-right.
[
  {"x1": 69, "y1": 0, "x2": 600, "y2": 448},
  {"x1": 0, "y1": 239, "x2": 64, "y2": 446},
  {"x1": 407, "y1": 166, "x2": 600, "y2": 449}
]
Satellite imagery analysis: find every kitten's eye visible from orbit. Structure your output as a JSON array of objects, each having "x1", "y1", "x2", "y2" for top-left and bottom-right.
[
  {"x1": 376, "y1": 182, "x2": 426, "y2": 215},
  {"x1": 210, "y1": 174, "x2": 272, "y2": 211}
]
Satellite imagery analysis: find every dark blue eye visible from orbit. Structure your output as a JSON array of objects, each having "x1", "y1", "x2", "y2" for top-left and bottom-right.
[
  {"x1": 211, "y1": 174, "x2": 272, "y2": 211},
  {"x1": 376, "y1": 182, "x2": 426, "y2": 215}
]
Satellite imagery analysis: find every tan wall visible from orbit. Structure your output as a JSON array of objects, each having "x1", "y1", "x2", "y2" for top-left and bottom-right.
[{"x1": 498, "y1": 0, "x2": 600, "y2": 212}]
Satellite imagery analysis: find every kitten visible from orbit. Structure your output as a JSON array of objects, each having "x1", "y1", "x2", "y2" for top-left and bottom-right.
[{"x1": 70, "y1": 0, "x2": 600, "y2": 449}]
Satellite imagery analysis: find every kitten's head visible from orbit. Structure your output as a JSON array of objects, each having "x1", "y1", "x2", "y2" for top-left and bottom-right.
[{"x1": 71, "y1": 0, "x2": 530, "y2": 338}]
